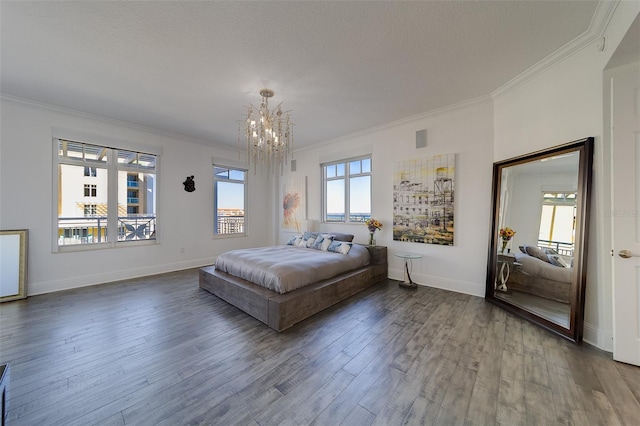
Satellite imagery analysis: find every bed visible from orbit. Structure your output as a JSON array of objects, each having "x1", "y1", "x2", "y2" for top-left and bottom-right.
[
  {"x1": 507, "y1": 244, "x2": 572, "y2": 303},
  {"x1": 199, "y1": 232, "x2": 388, "y2": 331}
]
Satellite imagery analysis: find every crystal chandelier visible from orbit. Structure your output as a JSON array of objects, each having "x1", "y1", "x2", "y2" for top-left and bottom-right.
[{"x1": 239, "y1": 88, "x2": 293, "y2": 175}]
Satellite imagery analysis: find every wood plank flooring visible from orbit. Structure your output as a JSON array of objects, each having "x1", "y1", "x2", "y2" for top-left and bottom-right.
[{"x1": 0, "y1": 268, "x2": 638, "y2": 425}]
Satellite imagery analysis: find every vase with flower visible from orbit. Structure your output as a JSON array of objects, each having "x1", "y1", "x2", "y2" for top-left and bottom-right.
[
  {"x1": 499, "y1": 226, "x2": 516, "y2": 253},
  {"x1": 365, "y1": 218, "x2": 383, "y2": 246}
]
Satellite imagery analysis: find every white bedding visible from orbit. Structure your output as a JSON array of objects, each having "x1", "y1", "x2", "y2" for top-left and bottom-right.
[
  {"x1": 214, "y1": 244, "x2": 370, "y2": 294},
  {"x1": 514, "y1": 252, "x2": 572, "y2": 283}
]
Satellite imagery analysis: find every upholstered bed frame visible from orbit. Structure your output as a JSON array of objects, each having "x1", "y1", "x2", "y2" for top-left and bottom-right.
[{"x1": 199, "y1": 245, "x2": 387, "y2": 331}]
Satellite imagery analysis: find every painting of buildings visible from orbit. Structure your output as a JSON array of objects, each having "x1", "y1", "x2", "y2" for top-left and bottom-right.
[{"x1": 393, "y1": 154, "x2": 455, "y2": 245}]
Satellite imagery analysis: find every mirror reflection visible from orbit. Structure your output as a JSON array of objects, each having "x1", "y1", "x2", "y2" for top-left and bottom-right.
[
  {"x1": 494, "y1": 152, "x2": 578, "y2": 328},
  {"x1": 486, "y1": 138, "x2": 593, "y2": 343}
]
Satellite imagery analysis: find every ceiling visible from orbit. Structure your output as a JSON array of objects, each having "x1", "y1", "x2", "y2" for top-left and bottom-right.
[{"x1": 0, "y1": 1, "x2": 600, "y2": 150}]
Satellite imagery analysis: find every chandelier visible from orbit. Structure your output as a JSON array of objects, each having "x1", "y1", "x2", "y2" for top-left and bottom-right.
[{"x1": 239, "y1": 88, "x2": 293, "y2": 175}]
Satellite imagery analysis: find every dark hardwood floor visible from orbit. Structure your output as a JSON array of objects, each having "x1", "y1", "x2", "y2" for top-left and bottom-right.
[{"x1": 1, "y1": 268, "x2": 638, "y2": 425}]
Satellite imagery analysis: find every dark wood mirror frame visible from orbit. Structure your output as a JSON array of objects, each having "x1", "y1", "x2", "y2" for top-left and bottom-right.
[{"x1": 485, "y1": 137, "x2": 593, "y2": 344}]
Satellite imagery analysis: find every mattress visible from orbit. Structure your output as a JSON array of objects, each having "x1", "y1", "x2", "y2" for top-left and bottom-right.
[{"x1": 214, "y1": 244, "x2": 370, "y2": 294}]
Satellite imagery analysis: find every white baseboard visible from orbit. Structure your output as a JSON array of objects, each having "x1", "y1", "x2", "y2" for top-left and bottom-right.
[
  {"x1": 388, "y1": 267, "x2": 485, "y2": 298},
  {"x1": 583, "y1": 322, "x2": 614, "y2": 352},
  {"x1": 27, "y1": 257, "x2": 215, "y2": 296}
]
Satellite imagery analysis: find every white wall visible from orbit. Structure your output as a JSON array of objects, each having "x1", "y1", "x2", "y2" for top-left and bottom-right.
[
  {"x1": 493, "y1": 3, "x2": 640, "y2": 350},
  {"x1": 281, "y1": 98, "x2": 494, "y2": 297},
  {"x1": 0, "y1": 97, "x2": 273, "y2": 295}
]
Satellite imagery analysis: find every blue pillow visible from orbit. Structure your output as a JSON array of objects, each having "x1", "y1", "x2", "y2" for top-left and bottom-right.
[
  {"x1": 310, "y1": 235, "x2": 325, "y2": 250},
  {"x1": 286, "y1": 235, "x2": 301, "y2": 246},
  {"x1": 301, "y1": 231, "x2": 318, "y2": 248},
  {"x1": 327, "y1": 240, "x2": 352, "y2": 254}
]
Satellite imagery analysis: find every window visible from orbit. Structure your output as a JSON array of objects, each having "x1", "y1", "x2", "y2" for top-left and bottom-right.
[
  {"x1": 83, "y1": 204, "x2": 97, "y2": 216},
  {"x1": 213, "y1": 165, "x2": 247, "y2": 236},
  {"x1": 538, "y1": 192, "x2": 576, "y2": 256},
  {"x1": 55, "y1": 139, "x2": 158, "y2": 249},
  {"x1": 84, "y1": 184, "x2": 97, "y2": 197},
  {"x1": 322, "y1": 156, "x2": 371, "y2": 222}
]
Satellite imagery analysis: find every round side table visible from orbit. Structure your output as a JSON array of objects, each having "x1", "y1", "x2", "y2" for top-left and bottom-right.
[{"x1": 394, "y1": 252, "x2": 422, "y2": 289}]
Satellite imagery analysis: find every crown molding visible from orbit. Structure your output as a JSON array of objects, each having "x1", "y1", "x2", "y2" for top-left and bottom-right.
[
  {"x1": 491, "y1": 0, "x2": 619, "y2": 100},
  {"x1": 0, "y1": 93, "x2": 236, "y2": 153}
]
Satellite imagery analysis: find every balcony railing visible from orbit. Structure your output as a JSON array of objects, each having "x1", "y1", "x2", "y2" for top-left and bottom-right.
[
  {"x1": 325, "y1": 213, "x2": 370, "y2": 223},
  {"x1": 217, "y1": 215, "x2": 244, "y2": 234},
  {"x1": 537, "y1": 239, "x2": 573, "y2": 256},
  {"x1": 57, "y1": 215, "x2": 156, "y2": 245}
]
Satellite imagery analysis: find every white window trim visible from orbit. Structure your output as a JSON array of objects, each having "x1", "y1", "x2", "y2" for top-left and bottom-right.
[
  {"x1": 212, "y1": 161, "x2": 249, "y2": 239},
  {"x1": 52, "y1": 136, "x2": 160, "y2": 252},
  {"x1": 321, "y1": 154, "x2": 372, "y2": 223}
]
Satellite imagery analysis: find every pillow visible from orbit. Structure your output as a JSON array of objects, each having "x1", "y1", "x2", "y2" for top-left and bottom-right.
[
  {"x1": 544, "y1": 247, "x2": 559, "y2": 255},
  {"x1": 525, "y1": 244, "x2": 550, "y2": 263},
  {"x1": 300, "y1": 231, "x2": 318, "y2": 247},
  {"x1": 320, "y1": 236, "x2": 334, "y2": 251},
  {"x1": 310, "y1": 235, "x2": 326, "y2": 250},
  {"x1": 286, "y1": 235, "x2": 301, "y2": 246},
  {"x1": 338, "y1": 242, "x2": 352, "y2": 254},
  {"x1": 327, "y1": 240, "x2": 352, "y2": 254},
  {"x1": 547, "y1": 254, "x2": 570, "y2": 268},
  {"x1": 329, "y1": 232, "x2": 354, "y2": 242}
]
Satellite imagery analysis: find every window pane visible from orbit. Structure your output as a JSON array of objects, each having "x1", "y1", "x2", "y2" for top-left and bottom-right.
[
  {"x1": 326, "y1": 179, "x2": 345, "y2": 222},
  {"x1": 214, "y1": 167, "x2": 229, "y2": 179},
  {"x1": 552, "y1": 205, "x2": 575, "y2": 243},
  {"x1": 58, "y1": 140, "x2": 107, "y2": 163},
  {"x1": 326, "y1": 165, "x2": 336, "y2": 178},
  {"x1": 349, "y1": 175, "x2": 371, "y2": 222},
  {"x1": 229, "y1": 169, "x2": 245, "y2": 181},
  {"x1": 63, "y1": 140, "x2": 83, "y2": 159},
  {"x1": 336, "y1": 163, "x2": 345, "y2": 177},
  {"x1": 538, "y1": 205, "x2": 554, "y2": 241},
  {"x1": 84, "y1": 144, "x2": 106, "y2": 162},
  {"x1": 350, "y1": 160, "x2": 361, "y2": 174},
  {"x1": 118, "y1": 171, "x2": 156, "y2": 241},
  {"x1": 361, "y1": 158, "x2": 371, "y2": 173},
  {"x1": 138, "y1": 154, "x2": 156, "y2": 169},
  {"x1": 215, "y1": 181, "x2": 245, "y2": 234},
  {"x1": 117, "y1": 150, "x2": 137, "y2": 165},
  {"x1": 58, "y1": 164, "x2": 108, "y2": 245}
]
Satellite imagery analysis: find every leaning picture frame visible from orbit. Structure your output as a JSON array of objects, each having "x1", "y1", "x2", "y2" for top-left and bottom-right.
[{"x1": 0, "y1": 229, "x2": 28, "y2": 302}]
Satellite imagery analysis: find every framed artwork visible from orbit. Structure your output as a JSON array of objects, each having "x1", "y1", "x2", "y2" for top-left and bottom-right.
[
  {"x1": 281, "y1": 176, "x2": 306, "y2": 232},
  {"x1": 393, "y1": 154, "x2": 455, "y2": 245}
]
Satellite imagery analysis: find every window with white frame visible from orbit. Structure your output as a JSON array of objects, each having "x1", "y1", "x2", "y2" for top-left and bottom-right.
[
  {"x1": 213, "y1": 165, "x2": 247, "y2": 236},
  {"x1": 322, "y1": 156, "x2": 372, "y2": 223},
  {"x1": 538, "y1": 191, "x2": 576, "y2": 256},
  {"x1": 55, "y1": 139, "x2": 158, "y2": 248}
]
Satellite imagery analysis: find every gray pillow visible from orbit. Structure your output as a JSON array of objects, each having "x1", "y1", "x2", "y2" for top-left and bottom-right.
[
  {"x1": 329, "y1": 232, "x2": 354, "y2": 242},
  {"x1": 525, "y1": 244, "x2": 550, "y2": 263}
]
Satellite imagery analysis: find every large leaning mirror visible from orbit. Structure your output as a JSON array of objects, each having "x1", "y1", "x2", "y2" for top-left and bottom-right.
[{"x1": 486, "y1": 138, "x2": 593, "y2": 343}]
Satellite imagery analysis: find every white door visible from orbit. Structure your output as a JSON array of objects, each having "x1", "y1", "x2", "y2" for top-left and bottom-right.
[{"x1": 612, "y1": 63, "x2": 640, "y2": 365}]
